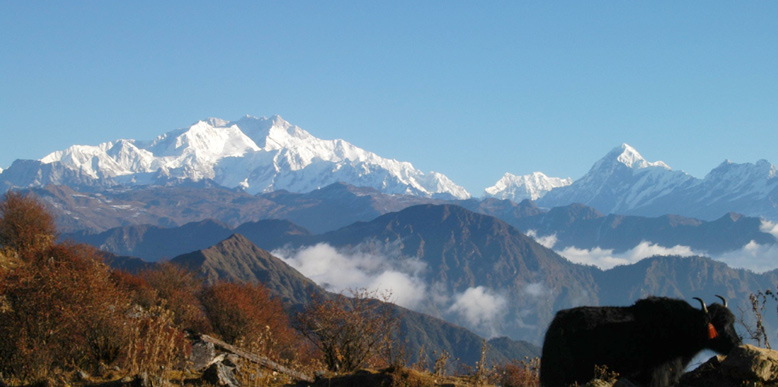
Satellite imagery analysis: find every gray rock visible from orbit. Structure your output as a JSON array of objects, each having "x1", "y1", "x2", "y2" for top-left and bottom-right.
[
  {"x1": 202, "y1": 361, "x2": 239, "y2": 387},
  {"x1": 721, "y1": 344, "x2": 778, "y2": 383},
  {"x1": 190, "y1": 338, "x2": 216, "y2": 370},
  {"x1": 680, "y1": 345, "x2": 778, "y2": 386}
]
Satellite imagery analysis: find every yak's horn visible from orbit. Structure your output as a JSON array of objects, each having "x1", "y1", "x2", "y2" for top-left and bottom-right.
[
  {"x1": 715, "y1": 295, "x2": 728, "y2": 308},
  {"x1": 693, "y1": 297, "x2": 709, "y2": 314}
]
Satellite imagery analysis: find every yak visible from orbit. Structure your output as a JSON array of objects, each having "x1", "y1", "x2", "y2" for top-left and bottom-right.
[{"x1": 540, "y1": 296, "x2": 740, "y2": 387}]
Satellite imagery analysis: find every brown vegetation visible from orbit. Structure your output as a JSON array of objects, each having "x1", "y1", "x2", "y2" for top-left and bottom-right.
[
  {"x1": 0, "y1": 191, "x2": 541, "y2": 387},
  {"x1": 0, "y1": 193, "x2": 134, "y2": 382},
  {"x1": 295, "y1": 289, "x2": 399, "y2": 373},
  {"x1": 200, "y1": 281, "x2": 302, "y2": 363},
  {"x1": 0, "y1": 190, "x2": 57, "y2": 256}
]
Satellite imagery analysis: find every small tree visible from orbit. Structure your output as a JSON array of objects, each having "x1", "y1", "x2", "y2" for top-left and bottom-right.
[
  {"x1": 141, "y1": 262, "x2": 211, "y2": 332},
  {"x1": 738, "y1": 289, "x2": 776, "y2": 349},
  {"x1": 295, "y1": 288, "x2": 398, "y2": 373},
  {"x1": 200, "y1": 281, "x2": 300, "y2": 361},
  {"x1": 0, "y1": 191, "x2": 57, "y2": 257}
]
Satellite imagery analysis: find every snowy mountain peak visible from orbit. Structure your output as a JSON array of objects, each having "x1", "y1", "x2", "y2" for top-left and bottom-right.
[
  {"x1": 539, "y1": 143, "x2": 693, "y2": 215},
  {"x1": 484, "y1": 171, "x2": 572, "y2": 201},
  {"x1": 1, "y1": 114, "x2": 470, "y2": 200},
  {"x1": 595, "y1": 143, "x2": 671, "y2": 171},
  {"x1": 205, "y1": 117, "x2": 229, "y2": 127},
  {"x1": 615, "y1": 143, "x2": 644, "y2": 168},
  {"x1": 709, "y1": 159, "x2": 777, "y2": 178}
]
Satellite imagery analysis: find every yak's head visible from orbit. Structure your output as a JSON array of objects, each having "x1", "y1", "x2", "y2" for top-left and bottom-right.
[{"x1": 694, "y1": 296, "x2": 741, "y2": 354}]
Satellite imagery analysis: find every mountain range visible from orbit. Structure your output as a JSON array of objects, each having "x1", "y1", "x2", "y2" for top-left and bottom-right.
[
  {"x1": 58, "y1": 181, "x2": 777, "y2": 266},
  {"x1": 81, "y1": 203, "x2": 778, "y2": 348},
  {"x1": 2, "y1": 115, "x2": 777, "y2": 221},
  {"x1": 0, "y1": 116, "x2": 469, "y2": 200},
  {"x1": 7, "y1": 113, "x2": 778, "y2": 371},
  {"x1": 538, "y1": 144, "x2": 778, "y2": 221}
]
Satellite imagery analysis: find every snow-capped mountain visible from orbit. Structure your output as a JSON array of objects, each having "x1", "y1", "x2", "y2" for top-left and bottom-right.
[
  {"x1": 484, "y1": 172, "x2": 572, "y2": 201},
  {"x1": 538, "y1": 144, "x2": 695, "y2": 214},
  {"x1": 0, "y1": 115, "x2": 470, "y2": 199},
  {"x1": 633, "y1": 158, "x2": 778, "y2": 220},
  {"x1": 538, "y1": 143, "x2": 778, "y2": 221}
]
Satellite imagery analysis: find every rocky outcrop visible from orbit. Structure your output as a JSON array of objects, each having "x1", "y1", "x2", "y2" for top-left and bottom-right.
[
  {"x1": 202, "y1": 354, "x2": 241, "y2": 387},
  {"x1": 681, "y1": 345, "x2": 778, "y2": 386}
]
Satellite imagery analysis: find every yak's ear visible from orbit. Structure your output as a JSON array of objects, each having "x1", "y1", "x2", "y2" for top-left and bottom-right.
[{"x1": 707, "y1": 323, "x2": 719, "y2": 340}]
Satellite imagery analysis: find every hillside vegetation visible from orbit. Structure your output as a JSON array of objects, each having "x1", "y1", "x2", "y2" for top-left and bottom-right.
[{"x1": 0, "y1": 192, "x2": 540, "y2": 387}]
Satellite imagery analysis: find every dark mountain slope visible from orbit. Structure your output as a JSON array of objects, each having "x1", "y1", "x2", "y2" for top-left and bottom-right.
[
  {"x1": 233, "y1": 219, "x2": 312, "y2": 250},
  {"x1": 510, "y1": 203, "x2": 776, "y2": 254},
  {"x1": 66, "y1": 219, "x2": 234, "y2": 261},
  {"x1": 596, "y1": 255, "x2": 778, "y2": 306},
  {"x1": 167, "y1": 233, "x2": 540, "y2": 365},
  {"x1": 320, "y1": 204, "x2": 592, "y2": 288},
  {"x1": 63, "y1": 218, "x2": 311, "y2": 262},
  {"x1": 257, "y1": 182, "x2": 441, "y2": 234},
  {"x1": 314, "y1": 204, "x2": 600, "y2": 341},
  {"x1": 171, "y1": 233, "x2": 318, "y2": 305}
]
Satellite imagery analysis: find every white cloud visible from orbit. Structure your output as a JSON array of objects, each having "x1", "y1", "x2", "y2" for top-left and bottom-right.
[
  {"x1": 368, "y1": 270, "x2": 427, "y2": 309},
  {"x1": 447, "y1": 286, "x2": 507, "y2": 337},
  {"x1": 525, "y1": 230, "x2": 558, "y2": 249},
  {"x1": 712, "y1": 240, "x2": 778, "y2": 273},
  {"x1": 555, "y1": 241, "x2": 698, "y2": 270},
  {"x1": 550, "y1": 235, "x2": 778, "y2": 273},
  {"x1": 760, "y1": 219, "x2": 778, "y2": 239},
  {"x1": 272, "y1": 242, "x2": 428, "y2": 309},
  {"x1": 523, "y1": 282, "x2": 548, "y2": 298}
]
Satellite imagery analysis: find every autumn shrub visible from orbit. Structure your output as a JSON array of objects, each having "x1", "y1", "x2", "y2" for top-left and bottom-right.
[
  {"x1": 141, "y1": 262, "x2": 210, "y2": 332},
  {"x1": 110, "y1": 269, "x2": 160, "y2": 310},
  {"x1": 109, "y1": 270, "x2": 189, "y2": 381},
  {"x1": 0, "y1": 191, "x2": 56, "y2": 257},
  {"x1": 0, "y1": 242, "x2": 132, "y2": 382},
  {"x1": 124, "y1": 305, "x2": 188, "y2": 381},
  {"x1": 295, "y1": 289, "x2": 399, "y2": 372},
  {"x1": 0, "y1": 192, "x2": 193, "y2": 384},
  {"x1": 493, "y1": 357, "x2": 541, "y2": 387},
  {"x1": 200, "y1": 281, "x2": 301, "y2": 362}
]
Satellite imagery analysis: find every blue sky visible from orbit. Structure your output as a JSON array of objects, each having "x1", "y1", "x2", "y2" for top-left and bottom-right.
[{"x1": 2, "y1": 1, "x2": 777, "y2": 195}]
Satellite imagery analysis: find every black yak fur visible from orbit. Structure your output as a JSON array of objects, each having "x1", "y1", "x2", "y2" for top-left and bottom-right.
[{"x1": 540, "y1": 296, "x2": 740, "y2": 387}]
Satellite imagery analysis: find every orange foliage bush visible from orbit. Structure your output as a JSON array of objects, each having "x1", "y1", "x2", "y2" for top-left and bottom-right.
[
  {"x1": 200, "y1": 281, "x2": 301, "y2": 362},
  {"x1": 494, "y1": 357, "x2": 541, "y2": 387},
  {"x1": 110, "y1": 269, "x2": 159, "y2": 310},
  {"x1": 0, "y1": 242, "x2": 131, "y2": 381},
  {"x1": 0, "y1": 191, "x2": 56, "y2": 256},
  {"x1": 295, "y1": 289, "x2": 398, "y2": 372},
  {"x1": 141, "y1": 262, "x2": 210, "y2": 332},
  {"x1": 0, "y1": 192, "x2": 190, "y2": 384}
]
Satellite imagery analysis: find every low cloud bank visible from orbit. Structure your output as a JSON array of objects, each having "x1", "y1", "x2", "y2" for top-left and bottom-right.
[
  {"x1": 714, "y1": 241, "x2": 778, "y2": 273},
  {"x1": 447, "y1": 286, "x2": 507, "y2": 338},
  {"x1": 272, "y1": 242, "x2": 428, "y2": 309},
  {"x1": 526, "y1": 230, "x2": 778, "y2": 273},
  {"x1": 557, "y1": 242, "x2": 698, "y2": 270},
  {"x1": 273, "y1": 242, "x2": 512, "y2": 337},
  {"x1": 761, "y1": 219, "x2": 778, "y2": 239},
  {"x1": 524, "y1": 230, "x2": 557, "y2": 249}
]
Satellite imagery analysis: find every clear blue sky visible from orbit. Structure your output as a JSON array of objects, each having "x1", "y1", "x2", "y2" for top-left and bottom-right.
[{"x1": 2, "y1": 1, "x2": 777, "y2": 195}]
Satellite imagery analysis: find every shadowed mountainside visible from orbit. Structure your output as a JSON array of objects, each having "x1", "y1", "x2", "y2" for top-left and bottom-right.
[{"x1": 165, "y1": 232, "x2": 541, "y2": 366}]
